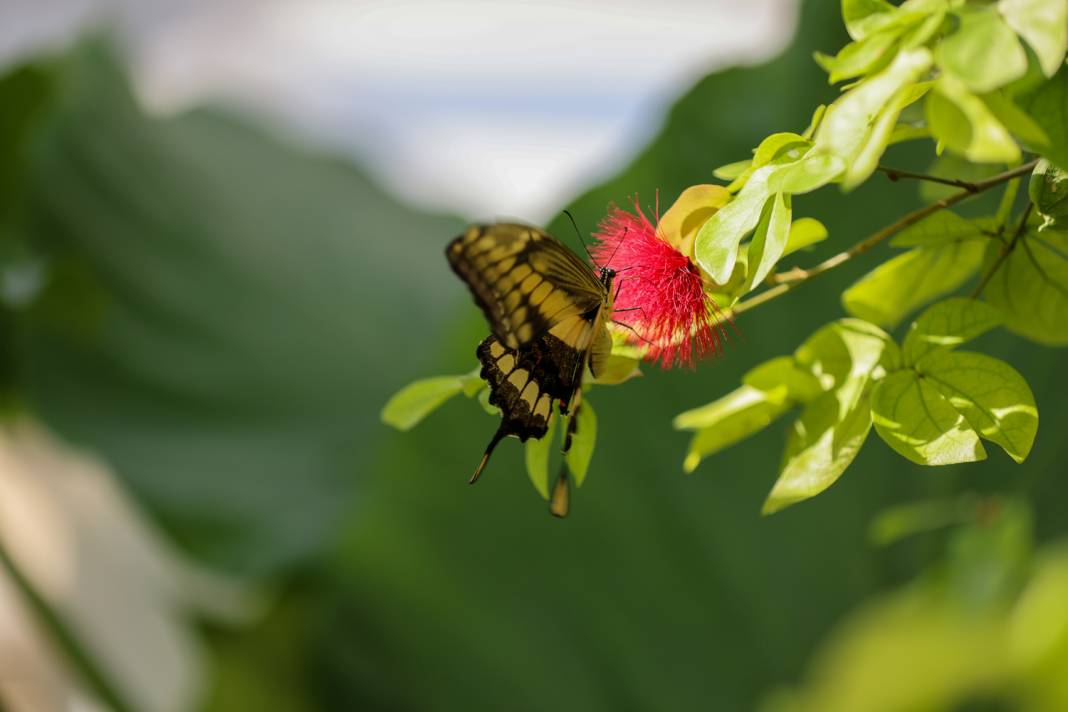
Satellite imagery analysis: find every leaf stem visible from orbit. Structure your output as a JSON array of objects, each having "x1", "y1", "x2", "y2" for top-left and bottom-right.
[
  {"x1": 731, "y1": 160, "x2": 1039, "y2": 317},
  {"x1": 972, "y1": 202, "x2": 1033, "y2": 298},
  {"x1": 877, "y1": 164, "x2": 980, "y2": 192},
  {"x1": 0, "y1": 532, "x2": 137, "y2": 712}
]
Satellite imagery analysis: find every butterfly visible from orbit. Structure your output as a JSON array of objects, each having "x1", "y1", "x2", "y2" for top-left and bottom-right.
[{"x1": 446, "y1": 223, "x2": 616, "y2": 517}]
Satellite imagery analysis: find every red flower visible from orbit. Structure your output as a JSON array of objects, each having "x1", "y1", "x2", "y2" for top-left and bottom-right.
[{"x1": 591, "y1": 199, "x2": 727, "y2": 368}]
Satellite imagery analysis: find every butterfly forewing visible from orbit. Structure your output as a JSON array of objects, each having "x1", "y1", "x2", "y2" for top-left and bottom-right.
[{"x1": 447, "y1": 224, "x2": 605, "y2": 349}]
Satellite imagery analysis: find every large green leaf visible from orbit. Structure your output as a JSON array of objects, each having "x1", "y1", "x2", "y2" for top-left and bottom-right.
[
  {"x1": 842, "y1": 239, "x2": 986, "y2": 329},
  {"x1": 982, "y1": 230, "x2": 1068, "y2": 344},
  {"x1": 8, "y1": 45, "x2": 467, "y2": 574},
  {"x1": 871, "y1": 370, "x2": 987, "y2": 466},
  {"x1": 919, "y1": 351, "x2": 1038, "y2": 463},
  {"x1": 695, "y1": 167, "x2": 775, "y2": 283}
]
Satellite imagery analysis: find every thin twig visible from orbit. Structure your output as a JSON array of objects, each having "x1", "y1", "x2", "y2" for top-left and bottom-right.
[
  {"x1": 730, "y1": 160, "x2": 1038, "y2": 317},
  {"x1": 972, "y1": 202, "x2": 1033, "y2": 298},
  {"x1": 877, "y1": 164, "x2": 980, "y2": 192}
]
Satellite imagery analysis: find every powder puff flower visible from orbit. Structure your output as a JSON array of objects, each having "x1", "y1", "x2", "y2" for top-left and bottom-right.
[{"x1": 591, "y1": 187, "x2": 731, "y2": 368}]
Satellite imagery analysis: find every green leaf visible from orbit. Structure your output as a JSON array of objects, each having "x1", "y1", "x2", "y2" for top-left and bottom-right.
[
  {"x1": 566, "y1": 401, "x2": 597, "y2": 487},
  {"x1": 869, "y1": 495, "x2": 982, "y2": 546},
  {"x1": 713, "y1": 159, "x2": 751, "y2": 181},
  {"x1": 746, "y1": 191, "x2": 793, "y2": 289},
  {"x1": 843, "y1": 82, "x2": 925, "y2": 190},
  {"x1": 937, "y1": 5, "x2": 1028, "y2": 92},
  {"x1": 926, "y1": 73, "x2": 1022, "y2": 163},
  {"x1": 816, "y1": 28, "x2": 899, "y2": 84},
  {"x1": 695, "y1": 167, "x2": 774, "y2": 283},
  {"x1": 525, "y1": 412, "x2": 556, "y2": 499},
  {"x1": 763, "y1": 389, "x2": 873, "y2": 514},
  {"x1": 999, "y1": 0, "x2": 1068, "y2": 78},
  {"x1": 982, "y1": 91, "x2": 1051, "y2": 153},
  {"x1": 889, "y1": 210, "x2": 991, "y2": 247},
  {"x1": 1029, "y1": 158, "x2": 1068, "y2": 231},
  {"x1": 767, "y1": 152, "x2": 847, "y2": 194},
  {"x1": 982, "y1": 230, "x2": 1068, "y2": 344},
  {"x1": 842, "y1": 239, "x2": 986, "y2": 329},
  {"x1": 815, "y1": 48, "x2": 934, "y2": 166},
  {"x1": 903, "y1": 297, "x2": 1003, "y2": 365},
  {"x1": 381, "y1": 375, "x2": 474, "y2": 431},
  {"x1": 919, "y1": 350, "x2": 1038, "y2": 463},
  {"x1": 743, "y1": 356, "x2": 826, "y2": 404},
  {"x1": 783, "y1": 217, "x2": 828, "y2": 255},
  {"x1": 675, "y1": 385, "x2": 792, "y2": 473},
  {"x1": 725, "y1": 132, "x2": 811, "y2": 192},
  {"x1": 842, "y1": 0, "x2": 898, "y2": 40},
  {"x1": 795, "y1": 318, "x2": 899, "y2": 392},
  {"x1": 1014, "y1": 66, "x2": 1068, "y2": 170},
  {"x1": 871, "y1": 370, "x2": 987, "y2": 466}
]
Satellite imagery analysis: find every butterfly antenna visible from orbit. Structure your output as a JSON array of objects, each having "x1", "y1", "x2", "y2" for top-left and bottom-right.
[
  {"x1": 605, "y1": 225, "x2": 629, "y2": 267},
  {"x1": 562, "y1": 209, "x2": 596, "y2": 265},
  {"x1": 470, "y1": 425, "x2": 507, "y2": 484}
]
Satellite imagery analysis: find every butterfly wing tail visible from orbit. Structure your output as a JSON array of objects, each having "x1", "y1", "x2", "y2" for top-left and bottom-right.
[{"x1": 470, "y1": 424, "x2": 507, "y2": 484}]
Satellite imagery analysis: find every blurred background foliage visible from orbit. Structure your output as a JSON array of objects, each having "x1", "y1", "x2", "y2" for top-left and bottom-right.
[{"x1": 2, "y1": 1, "x2": 1067, "y2": 710}]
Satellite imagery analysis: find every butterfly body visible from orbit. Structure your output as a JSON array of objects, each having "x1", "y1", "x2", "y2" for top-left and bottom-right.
[{"x1": 446, "y1": 224, "x2": 614, "y2": 516}]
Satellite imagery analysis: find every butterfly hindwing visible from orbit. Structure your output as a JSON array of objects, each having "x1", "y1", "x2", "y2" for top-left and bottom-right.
[{"x1": 447, "y1": 224, "x2": 605, "y2": 349}]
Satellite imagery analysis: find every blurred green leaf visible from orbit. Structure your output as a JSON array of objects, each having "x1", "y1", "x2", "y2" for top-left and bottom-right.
[
  {"x1": 903, "y1": 297, "x2": 1002, "y2": 365},
  {"x1": 868, "y1": 495, "x2": 981, "y2": 546},
  {"x1": 815, "y1": 27, "x2": 898, "y2": 84},
  {"x1": 7, "y1": 43, "x2": 467, "y2": 574},
  {"x1": 920, "y1": 350, "x2": 1038, "y2": 463},
  {"x1": 889, "y1": 210, "x2": 992, "y2": 248},
  {"x1": 1016, "y1": 66, "x2": 1068, "y2": 170},
  {"x1": 1029, "y1": 158, "x2": 1068, "y2": 231},
  {"x1": 927, "y1": 73, "x2": 1021, "y2": 163},
  {"x1": 871, "y1": 370, "x2": 987, "y2": 466},
  {"x1": 841, "y1": 0, "x2": 897, "y2": 41},
  {"x1": 842, "y1": 239, "x2": 985, "y2": 329},
  {"x1": 937, "y1": 5, "x2": 1028, "y2": 92},
  {"x1": 566, "y1": 401, "x2": 597, "y2": 487},
  {"x1": 982, "y1": 229, "x2": 1068, "y2": 344},
  {"x1": 525, "y1": 412, "x2": 556, "y2": 499},
  {"x1": 983, "y1": 90, "x2": 1051, "y2": 153},
  {"x1": 842, "y1": 82, "x2": 925, "y2": 190},
  {"x1": 794, "y1": 318, "x2": 899, "y2": 388},
  {"x1": 381, "y1": 374, "x2": 480, "y2": 431},
  {"x1": 999, "y1": 0, "x2": 1068, "y2": 78},
  {"x1": 782, "y1": 217, "x2": 828, "y2": 256},
  {"x1": 590, "y1": 352, "x2": 642, "y2": 385}
]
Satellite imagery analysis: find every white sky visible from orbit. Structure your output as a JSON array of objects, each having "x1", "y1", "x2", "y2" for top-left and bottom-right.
[{"x1": 1, "y1": 0, "x2": 799, "y2": 221}]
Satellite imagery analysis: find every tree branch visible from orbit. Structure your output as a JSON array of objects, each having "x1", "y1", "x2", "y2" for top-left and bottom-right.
[
  {"x1": 877, "y1": 164, "x2": 980, "y2": 192},
  {"x1": 729, "y1": 160, "x2": 1038, "y2": 317},
  {"x1": 971, "y1": 202, "x2": 1033, "y2": 298}
]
